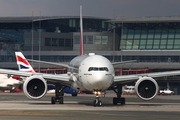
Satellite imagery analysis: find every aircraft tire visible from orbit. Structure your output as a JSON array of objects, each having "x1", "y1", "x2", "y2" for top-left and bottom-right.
[
  {"x1": 93, "y1": 100, "x2": 96, "y2": 107},
  {"x1": 113, "y1": 97, "x2": 118, "y2": 105},
  {"x1": 59, "y1": 97, "x2": 64, "y2": 104},
  {"x1": 72, "y1": 93, "x2": 78, "y2": 97},
  {"x1": 93, "y1": 100, "x2": 102, "y2": 107},
  {"x1": 51, "y1": 97, "x2": 56, "y2": 104},
  {"x1": 113, "y1": 97, "x2": 125, "y2": 105},
  {"x1": 121, "y1": 97, "x2": 125, "y2": 105},
  {"x1": 98, "y1": 100, "x2": 102, "y2": 107}
]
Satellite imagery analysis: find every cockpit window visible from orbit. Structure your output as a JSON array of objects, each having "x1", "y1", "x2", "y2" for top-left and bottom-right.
[
  {"x1": 88, "y1": 67, "x2": 93, "y2": 71},
  {"x1": 93, "y1": 67, "x2": 98, "y2": 71},
  {"x1": 104, "y1": 67, "x2": 109, "y2": 71},
  {"x1": 88, "y1": 67, "x2": 109, "y2": 72},
  {"x1": 99, "y1": 67, "x2": 104, "y2": 71}
]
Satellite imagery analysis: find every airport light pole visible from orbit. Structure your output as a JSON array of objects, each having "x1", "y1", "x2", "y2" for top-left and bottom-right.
[
  {"x1": 32, "y1": 14, "x2": 59, "y2": 72},
  {"x1": 120, "y1": 15, "x2": 124, "y2": 76},
  {"x1": 39, "y1": 11, "x2": 41, "y2": 72},
  {"x1": 112, "y1": 10, "x2": 116, "y2": 63},
  {"x1": 31, "y1": 11, "x2": 34, "y2": 66},
  {"x1": 113, "y1": 23, "x2": 115, "y2": 62}
]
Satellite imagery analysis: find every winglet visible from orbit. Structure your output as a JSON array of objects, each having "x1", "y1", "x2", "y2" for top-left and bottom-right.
[
  {"x1": 15, "y1": 52, "x2": 35, "y2": 72},
  {"x1": 80, "y1": 5, "x2": 84, "y2": 55}
]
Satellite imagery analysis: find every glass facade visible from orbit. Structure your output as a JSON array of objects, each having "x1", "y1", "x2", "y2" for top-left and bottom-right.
[
  {"x1": 120, "y1": 22, "x2": 180, "y2": 50},
  {"x1": 0, "y1": 17, "x2": 110, "y2": 62},
  {"x1": 0, "y1": 17, "x2": 110, "y2": 50},
  {"x1": 105, "y1": 55, "x2": 180, "y2": 63},
  {"x1": 1, "y1": 17, "x2": 180, "y2": 64}
]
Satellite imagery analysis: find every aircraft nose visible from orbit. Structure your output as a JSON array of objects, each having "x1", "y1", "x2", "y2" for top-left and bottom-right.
[{"x1": 88, "y1": 73, "x2": 113, "y2": 90}]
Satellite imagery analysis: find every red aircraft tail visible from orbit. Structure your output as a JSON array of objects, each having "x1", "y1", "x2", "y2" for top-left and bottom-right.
[{"x1": 80, "y1": 5, "x2": 84, "y2": 55}]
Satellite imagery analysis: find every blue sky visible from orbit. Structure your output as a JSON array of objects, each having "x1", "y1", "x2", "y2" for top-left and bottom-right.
[{"x1": 0, "y1": 0, "x2": 179, "y2": 18}]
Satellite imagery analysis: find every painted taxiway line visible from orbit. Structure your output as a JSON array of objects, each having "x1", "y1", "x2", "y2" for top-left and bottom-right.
[{"x1": 0, "y1": 100, "x2": 180, "y2": 112}]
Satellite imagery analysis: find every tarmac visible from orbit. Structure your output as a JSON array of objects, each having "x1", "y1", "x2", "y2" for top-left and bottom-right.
[{"x1": 0, "y1": 91, "x2": 180, "y2": 120}]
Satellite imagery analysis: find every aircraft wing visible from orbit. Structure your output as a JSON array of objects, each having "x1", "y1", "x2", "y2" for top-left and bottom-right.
[
  {"x1": 28, "y1": 59, "x2": 136, "y2": 69},
  {"x1": 27, "y1": 59, "x2": 77, "y2": 70},
  {"x1": 0, "y1": 69, "x2": 71, "y2": 86},
  {"x1": 113, "y1": 70, "x2": 180, "y2": 84},
  {"x1": 112, "y1": 60, "x2": 136, "y2": 66}
]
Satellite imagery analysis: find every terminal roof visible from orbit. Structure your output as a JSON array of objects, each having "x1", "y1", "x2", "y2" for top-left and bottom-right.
[{"x1": 108, "y1": 16, "x2": 180, "y2": 23}]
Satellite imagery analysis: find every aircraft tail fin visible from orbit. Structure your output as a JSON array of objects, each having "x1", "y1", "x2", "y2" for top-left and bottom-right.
[
  {"x1": 15, "y1": 52, "x2": 35, "y2": 72},
  {"x1": 80, "y1": 5, "x2": 84, "y2": 55}
]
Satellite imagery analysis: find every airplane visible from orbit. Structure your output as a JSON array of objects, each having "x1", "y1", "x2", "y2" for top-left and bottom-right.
[
  {"x1": 0, "y1": 6, "x2": 180, "y2": 106},
  {"x1": 122, "y1": 85, "x2": 135, "y2": 95},
  {"x1": 15, "y1": 52, "x2": 78, "y2": 96},
  {"x1": 0, "y1": 74, "x2": 22, "y2": 92}
]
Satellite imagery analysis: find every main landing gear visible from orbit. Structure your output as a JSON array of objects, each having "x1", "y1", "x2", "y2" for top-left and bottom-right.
[
  {"x1": 93, "y1": 91, "x2": 102, "y2": 107},
  {"x1": 112, "y1": 84, "x2": 125, "y2": 105},
  {"x1": 51, "y1": 83, "x2": 64, "y2": 104}
]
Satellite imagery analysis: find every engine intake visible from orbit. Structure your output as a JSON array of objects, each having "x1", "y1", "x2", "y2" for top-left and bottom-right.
[
  {"x1": 23, "y1": 75, "x2": 47, "y2": 99},
  {"x1": 135, "y1": 77, "x2": 159, "y2": 101}
]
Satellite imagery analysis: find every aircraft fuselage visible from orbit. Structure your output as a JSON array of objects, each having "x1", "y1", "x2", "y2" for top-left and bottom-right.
[{"x1": 69, "y1": 54, "x2": 114, "y2": 92}]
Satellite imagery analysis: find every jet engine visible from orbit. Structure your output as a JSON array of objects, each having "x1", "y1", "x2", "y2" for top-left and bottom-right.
[
  {"x1": 135, "y1": 77, "x2": 159, "y2": 101},
  {"x1": 23, "y1": 75, "x2": 47, "y2": 99}
]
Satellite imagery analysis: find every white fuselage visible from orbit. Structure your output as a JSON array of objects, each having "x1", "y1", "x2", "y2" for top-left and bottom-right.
[
  {"x1": 69, "y1": 54, "x2": 114, "y2": 92},
  {"x1": 0, "y1": 74, "x2": 21, "y2": 90}
]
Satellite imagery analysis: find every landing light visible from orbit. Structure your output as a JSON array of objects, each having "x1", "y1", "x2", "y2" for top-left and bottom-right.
[{"x1": 93, "y1": 91, "x2": 102, "y2": 95}]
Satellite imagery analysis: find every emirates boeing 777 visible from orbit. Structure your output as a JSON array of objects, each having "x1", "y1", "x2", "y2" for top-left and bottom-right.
[{"x1": 0, "y1": 6, "x2": 180, "y2": 106}]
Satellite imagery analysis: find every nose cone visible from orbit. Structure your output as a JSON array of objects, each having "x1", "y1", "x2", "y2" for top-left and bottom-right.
[{"x1": 85, "y1": 73, "x2": 113, "y2": 91}]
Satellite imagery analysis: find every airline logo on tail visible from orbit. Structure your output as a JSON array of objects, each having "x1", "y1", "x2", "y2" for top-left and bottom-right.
[{"x1": 15, "y1": 52, "x2": 35, "y2": 72}]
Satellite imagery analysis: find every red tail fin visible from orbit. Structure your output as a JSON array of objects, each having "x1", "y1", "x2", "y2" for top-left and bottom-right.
[
  {"x1": 15, "y1": 52, "x2": 35, "y2": 72},
  {"x1": 80, "y1": 5, "x2": 84, "y2": 55}
]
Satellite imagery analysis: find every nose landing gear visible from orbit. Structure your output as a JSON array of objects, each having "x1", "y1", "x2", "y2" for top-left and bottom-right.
[
  {"x1": 93, "y1": 91, "x2": 102, "y2": 107},
  {"x1": 93, "y1": 95, "x2": 102, "y2": 107}
]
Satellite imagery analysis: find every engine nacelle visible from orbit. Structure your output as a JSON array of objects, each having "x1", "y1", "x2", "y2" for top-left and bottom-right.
[
  {"x1": 135, "y1": 77, "x2": 159, "y2": 101},
  {"x1": 23, "y1": 75, "x2": 47, "y2": 99}
]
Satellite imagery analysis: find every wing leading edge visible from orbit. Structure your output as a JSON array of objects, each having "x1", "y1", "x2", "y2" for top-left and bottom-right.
[
  {"x1": 112, "y1": 60, "x2": 136, "y2": 66},
  {"x1": 0, "y1": 68, "x2": 71, "y2": 86},
  {"x1": 27, "y1": 59, "x2": 77, "y2": 70},
  {"x1": 113, "y1": 70, "x2": 180, "y2": 85}
]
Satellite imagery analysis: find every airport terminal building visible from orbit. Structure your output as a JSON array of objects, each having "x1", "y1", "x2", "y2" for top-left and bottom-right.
[{"x1": 0, "y1": 16, "x2": 180, "y2": 93}]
